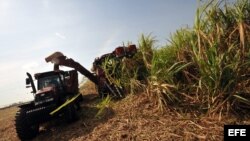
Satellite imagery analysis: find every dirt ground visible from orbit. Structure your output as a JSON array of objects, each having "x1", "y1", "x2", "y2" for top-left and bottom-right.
[
  {"x1": 0, "y1": 106, "x2": 19, "y2": 141},
  {"x1": 0, "y1": 93, "x2": 250, "y2": 141}
]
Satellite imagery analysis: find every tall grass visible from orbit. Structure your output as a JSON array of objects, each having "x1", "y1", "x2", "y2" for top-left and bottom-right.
[
  {"x1": 122, "y1": 0, "x2": 250, "y2": 114},
  {"x1": 148, "y1": 0, "x2": 250, "y2": 114},
  {"x1": 80, "y1": 0, "x2": 249, "y2": 115}
]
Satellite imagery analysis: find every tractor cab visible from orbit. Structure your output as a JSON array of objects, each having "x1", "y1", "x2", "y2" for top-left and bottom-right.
[
  {"x1": 35, "y1": 71, "x2": 65, "y2": 91},
  {"x1": 26, "y1": 70, "x2": 79, "y2": 106}
]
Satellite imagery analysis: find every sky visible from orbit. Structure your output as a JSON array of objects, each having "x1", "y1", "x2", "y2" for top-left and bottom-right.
[{"x1": 0, "y1": 0, "x2": 196, "y2": 107}]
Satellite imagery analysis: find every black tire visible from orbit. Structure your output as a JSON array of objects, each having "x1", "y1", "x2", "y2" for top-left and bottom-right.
[
  {"x1": 15, "y1": 108, "x2": 39, "y2": 140},
  {"x1": 64, "y1": 103, "x2": 78, "y2": 123}
]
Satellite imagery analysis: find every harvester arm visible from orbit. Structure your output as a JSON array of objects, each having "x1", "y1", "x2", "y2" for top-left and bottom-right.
[{"x1": 45, "y1": 52, "x2": 98, "y2": 85}]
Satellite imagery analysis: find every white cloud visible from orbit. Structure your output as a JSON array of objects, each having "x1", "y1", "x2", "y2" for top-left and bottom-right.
[
  {"x1": 42, "y1": 0, "x2": 49, "y2": 9},
  {"x1": 55, "y1": 32, "x2": 66, "y2": 39},
  {"x1": 0, "y1": 0, "x2": 10, "y2": 18},
  {"x1": 98, "y1": 30, "x2": 121, "y2": 56},
  {"x1": 21, "y1": 61, "x2": 39, "y2": 73},
  {"x1": 0, "y1": 61, "x2": 22, "y2": 84},
  {"x1": 32, "y1": 36, "x2": 56, "y2": 50},
  {"x1": 0, "y1": 60, "x2": 34, "y2": 106},
  {"x1": 0, "y1": 0, "x2": 12, "y2": 31}
]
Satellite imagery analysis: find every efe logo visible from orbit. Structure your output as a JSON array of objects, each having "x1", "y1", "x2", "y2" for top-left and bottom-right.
[
  {"x1": 224, "y1": 125, "x2": 250, "y2": 141},
  {"x1": 228, "y1": 129, "x2": 246, "y2": 136}
]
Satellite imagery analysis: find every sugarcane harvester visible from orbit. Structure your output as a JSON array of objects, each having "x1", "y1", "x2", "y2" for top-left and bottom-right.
[
  {"x1": 15, "y1": 45, "x2": 137, "y2": 140},
  {"x1": 45, "y1": 44, "x2": 137, "y2": 99},
  {"x1": 92, "y1": 44, "x2": 137, "y2": 98}
]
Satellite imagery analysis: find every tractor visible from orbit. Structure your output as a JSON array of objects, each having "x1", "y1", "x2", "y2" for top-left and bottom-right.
[{"x1": 15, "y1": 45, "x2": 137, "y2": 140}]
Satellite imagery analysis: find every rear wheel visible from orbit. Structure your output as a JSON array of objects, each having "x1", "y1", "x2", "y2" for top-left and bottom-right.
[
  {"x1": 15, "y1": 108, "x2": 39, "y2": 140},
  {"x1": 64, "y1": 97, "x2": 79, "y2": 123}
]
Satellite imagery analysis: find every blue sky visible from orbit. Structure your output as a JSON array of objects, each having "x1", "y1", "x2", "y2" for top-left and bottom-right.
[{"x1": 0, "y1": 0, "x2": 196, "y2": 107}]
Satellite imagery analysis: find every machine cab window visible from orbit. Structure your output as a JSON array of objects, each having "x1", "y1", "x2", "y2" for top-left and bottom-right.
[{"x1": 38, "y1": 75, "x2": 63, "y2": 90}]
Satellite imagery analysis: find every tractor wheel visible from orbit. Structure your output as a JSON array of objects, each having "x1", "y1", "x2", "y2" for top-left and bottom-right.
[
  {"x1": 15, "y1": 108, "x2": 39, "y2": 140},
  {"x1": 64, "y1": 103, "x2": 78, "y2": 123}
]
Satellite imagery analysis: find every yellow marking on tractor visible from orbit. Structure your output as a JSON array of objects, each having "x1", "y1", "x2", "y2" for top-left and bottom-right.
[{"x1": 50, "y1": 94, "x2": 81, "y2": 115}]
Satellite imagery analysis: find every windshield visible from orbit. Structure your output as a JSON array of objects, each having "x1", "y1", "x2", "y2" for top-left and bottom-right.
[{"x1": 38, "y1": 75, "x2": 63, "y2": 90}]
